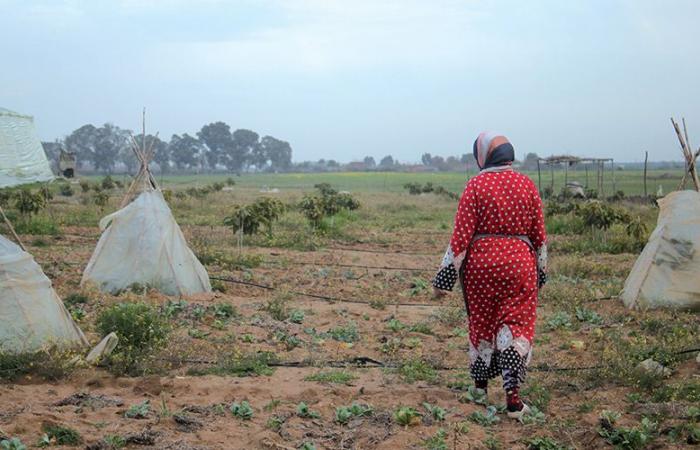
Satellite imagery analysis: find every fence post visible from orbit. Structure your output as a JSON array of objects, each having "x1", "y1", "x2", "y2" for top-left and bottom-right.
[{"x1": 643, "y1": 151, "x2": 648, "y2": 198}]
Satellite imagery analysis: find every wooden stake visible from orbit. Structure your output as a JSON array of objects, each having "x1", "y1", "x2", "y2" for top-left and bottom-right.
[
  {"x1": 537, "y1": 159, "x2": 541, "y2": 193},
  {"x1": 0, "y1": 206, "x2": 25, "y2": 251},
  {"x1": 643, "y1": 151, "x2": 648, "y2": 198}
]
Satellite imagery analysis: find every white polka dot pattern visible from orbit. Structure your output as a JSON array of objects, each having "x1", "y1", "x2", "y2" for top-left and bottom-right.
[{"x1": 433, "y1": 169, "x2": 548, "y2": 388}]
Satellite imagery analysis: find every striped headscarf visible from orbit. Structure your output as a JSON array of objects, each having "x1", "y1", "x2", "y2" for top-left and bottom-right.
[{"x1": 473, "y1": 132, "x2": 515, "y2": 170}]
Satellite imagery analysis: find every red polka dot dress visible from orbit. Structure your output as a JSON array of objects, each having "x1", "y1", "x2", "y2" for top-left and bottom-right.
[{"x1": 433, "y1": 168, "x2": 547, "y2": 392}]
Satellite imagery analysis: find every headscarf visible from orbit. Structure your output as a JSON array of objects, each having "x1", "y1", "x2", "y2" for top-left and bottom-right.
[{"x1": 472, "y1": 132, "x2": 515, "y2": 170}]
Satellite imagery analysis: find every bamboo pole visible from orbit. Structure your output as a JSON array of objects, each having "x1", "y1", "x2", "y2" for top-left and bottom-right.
[
  {"x1": 611, "y1": 159, "x2": 616, "y2": 193},
  {"x1": 537, "y1": 159, "x2": 542, "y2": 193},
  {"x1": 0, "y1": 206, "x2": 25, "y2": 251}
]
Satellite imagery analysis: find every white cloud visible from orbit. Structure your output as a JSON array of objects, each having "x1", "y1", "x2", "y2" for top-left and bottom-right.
[{"x1": 148, "y1": 0, "x2": 506, "y2": 75}]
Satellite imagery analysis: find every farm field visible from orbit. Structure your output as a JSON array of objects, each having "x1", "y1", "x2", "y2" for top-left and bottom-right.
[{"x1": 1, "y1": 171, "x2": 698, "y2": 450}]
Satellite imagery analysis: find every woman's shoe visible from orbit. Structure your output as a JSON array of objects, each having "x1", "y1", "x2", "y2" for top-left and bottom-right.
[{"x1": 506, "y1": 402, "x2": 531, "y2": 420}]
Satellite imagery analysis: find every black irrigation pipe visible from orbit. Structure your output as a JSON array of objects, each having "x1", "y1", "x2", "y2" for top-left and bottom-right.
[
  {"x1": 169, "y1": 356, "x2": 603, "y2": 373},
  {"x1": 209, "y1": 275, "x2": 439, "y2": 307},
  {"x1": 262, "y1": 259, "x2": 433, "y2": 273},
  {"x1": 323, "y1": 246, "x2": 436, "y2": 257},
  {"x1": 210, "y1": 274, "x2": 620, "y2": 308}
]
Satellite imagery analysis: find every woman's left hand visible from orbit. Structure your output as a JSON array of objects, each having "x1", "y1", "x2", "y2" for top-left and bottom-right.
[{"x1": 432, "y1": 286, "x2": 447, "y2": 298}]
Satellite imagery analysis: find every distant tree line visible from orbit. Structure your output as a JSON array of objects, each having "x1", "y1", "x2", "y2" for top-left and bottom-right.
[{"x1": 42, "y1": 121, "x2": 292, "y2": 174}]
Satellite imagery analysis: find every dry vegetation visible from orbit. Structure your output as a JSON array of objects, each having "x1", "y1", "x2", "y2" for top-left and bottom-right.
[{"x1": 0, "y1": 173, "x2": 698, "y2": 450}]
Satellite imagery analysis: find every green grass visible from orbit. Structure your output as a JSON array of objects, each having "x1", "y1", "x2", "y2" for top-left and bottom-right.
[{"x1": 304, "y1": 370, "x2": 357, "y2": 385}]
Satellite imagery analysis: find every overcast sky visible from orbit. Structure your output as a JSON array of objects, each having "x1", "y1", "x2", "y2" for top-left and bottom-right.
[{"x1": 1, "y1": 0, "x2": 698, "y2": 163}]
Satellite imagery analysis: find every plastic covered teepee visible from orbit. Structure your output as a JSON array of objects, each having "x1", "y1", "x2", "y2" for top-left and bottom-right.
[
  {"x1": 0, "y1": 234, "x2": 87, "y2": 353},
  {"x1": 0, "y1": 108, "x2": 54, "y2": 188},
  {"x1": 81, "y1": 113, "x2": 211, "y2": 296},
  {"x1": 621, "y1": 118, "x2": 700, "y2": 311}
]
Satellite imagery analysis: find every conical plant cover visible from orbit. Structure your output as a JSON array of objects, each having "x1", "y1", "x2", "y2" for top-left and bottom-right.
[
  {"x1": 81, "y1": 190, "x2": 211, "y2": 296},
  {"x1": 0, "y1": 235, "x2": 86, "y2": 353},
  {"x1": 621, "y1": 190, "x2": 700, "y2": 311},
  {"x1": 0, "y1": 108, "x2": 54, "y2": 188}
]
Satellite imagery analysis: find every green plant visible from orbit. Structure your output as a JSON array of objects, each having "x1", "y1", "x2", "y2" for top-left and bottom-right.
[
  {"x1": 59, "y1": 184, "x2": 74, "y2": 197},
  {"x1": 408, "y1": 277, "x2": 429, "y2": 296},
  {"x1": 525, "y1": 436, "x2": 568, "y2": 450},
  {"x1": 423, "y1": 428, "x2": 447, "y2": 450},
  {"x1": 212, "y1": 302, "x2": 238, "y2": 320},
  {"x1": 101, "y1": 175, "x2": 115, "y2": 190},
  {"x1": 575, "y1": 307, "x2": 603, "y2": 325},
  {"x1": 224, "y1": 197, "x2": 285, "y2": 237},
  {"x1": 335, "y1": 402, "x2": 373, "y2": 424},
  {"x1": 0, "y1": 438, "x2": 26, "y2": 450},
  {"x1": 289, "y1": 309, "x2": 305, "y2": 324},
  {"x1": 124, "y1": 400, "x2": 150, "y2": 419},
  {"x1": 469, "y1": 406, "x2": 500, "y2": 426},
  {"x1": 520, "y1": 405, "x2": 546, "y2": 424},
  {"x1": 387, "y1": 318, "x2": 405, "y2": 332},
  {"x1": 103, "y1": 435, "x2": 126, "y2": 448},
  {"x1": 225, "y1": 177, "x2": 236, "y2": 186},
  {"x1": 574, "y1": 200, "x2": 630, "y2": 231},
  {"x1": 296, "y1": 402, "x2": 321, "y2": 419},
  {"x1": 299, "y1": 443, "x2": 317, "y2": 450},
  {"x1": 14, "y1": 189, "x2": 46, "y2": 216},
  {"x1": 545, "y1": 311, "x2": 572, "y2": 331},
  {"x1": 230, "y1": 400, "x2": 254, "y2": 420},
  {"x1": 461, "y1": 385, "x2": 488, "y2": 405},
  {"x1": 327, "y1": 322, "x2": 359, "y2": 343},
  {"x1": 93, "y1": 190, "x2": 109, "y2": 210},
  {"x1": 79, "y1": 180, "x2": 90, "y2": 192},
  {"x1": 265, "y1": 293, "x2": 290, "y2": 321},
  {"x1": 96, "y1": 302, "x2": 169, "y2": 375},
  {"x1": 598, "y1": 417, "x2": 657, "y2": 449},
  {"x1": 304, "y1": 370, "x2": 356, "y2": 385},
  {"x1": 398, "y1": 358, "x2": 438, "y2": 383},
  {"x1": 40, "y1": 423, "x2": 82, "y2": 445},
  {"x1": 394, "y1": 406, "x2": 420, "y2": 427},
  {"x1": 423, "y1": 402, "x2": 446, "y2": 421},
  {"x1": 266, "y1": 415, "x2": 285, "y2": 431}
]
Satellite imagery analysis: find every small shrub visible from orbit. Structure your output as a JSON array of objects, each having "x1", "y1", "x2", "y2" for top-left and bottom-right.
[
  {"x1": 524, "y1": 436, "x2": 568, "y2": 450},
  {"x1": 79, "y1": 180, "x2": 90, "y2": 192},
  {"x1": 40, "y1": 423, "x2": 82, "y2": 446},
  {"x1": 398, "y1": 358, "x2": 438, "y2": 383},
  {"x1": 0, "y1": 438, "x2": 26, "y2": 450},
  {"x1": 423, "y1": 402, "x2": 446, "y2": 421},
  {"x1": 230, "y1": 401, "x2": 254, "y2": 420},
  {"x1": 296, "y1": 402, "x2": 321, "y2": 419},
  {"x1": 93, "y1": 191, "x2": 109, "y2": 210},
  {"x1": 304, "y1": 370, "x2": 356, "y2": 385},
  {"x1": 59, "y1": 184, "x2": 74, "y2": 197},
  {"x1": 423, "y1": 429, "x2": 448, "y2": 450},
  {"x1": 394, "y1": 406, "x2": 420, "y2": 427},
  {"x1": 14, "y1": 189, "x2": 46, "y2": 216},
  {"x1": 469, "y1": 406, "x2": 500, "y2": 426},
  {"x1": 327, "y1": 322, "x2": 359, "y2": 343},
  {"x1": 96, "y1": 302, "x2": 169, "y2": 375},
  {"x1": 101, "y1": 175, "x2": 115, "y2": 190},
  {"x1": 265, "y1": 294, "x2": 290, "y2": 321},
  {"x1": 124, "y1": 400, "x2": 150, "y2": 419}
]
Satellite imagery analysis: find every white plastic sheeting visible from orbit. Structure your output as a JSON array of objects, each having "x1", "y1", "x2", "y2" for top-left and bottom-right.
[
  {"x1": 0, "y1": 108, "x2": 54, "y2": 188},
  {"x1": 621, "y1": 190, "x2": 700, "y2": 311},
  {"x1": 81, "y1": 191, "x2": 212, "y2": 296},
  {"x1": 0, "y1": 235, "x2": 87, "y2": 353}
]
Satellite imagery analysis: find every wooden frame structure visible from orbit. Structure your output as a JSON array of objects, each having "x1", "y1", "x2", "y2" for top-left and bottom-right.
[
  {"x1": 670, "y1": 117, "x2": 699, "y2": 192},
  {"x1": 120, "y1": 109, "x2": 160, "y2": 208},
  {"x1": 536, "y1": 155, "x2": 615, "y2": 197}
]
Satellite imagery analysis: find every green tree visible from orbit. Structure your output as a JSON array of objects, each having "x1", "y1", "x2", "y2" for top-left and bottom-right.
[
  {"x1": 197, "y1": 121, "x2": 232, "y2": 169},
  {"x1": 169, "y1": 134, "x2": 203, "y2": 170}
]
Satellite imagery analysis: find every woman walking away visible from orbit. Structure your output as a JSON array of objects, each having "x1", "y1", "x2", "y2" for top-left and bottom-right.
[{"x1": 432, "y1": 132, "x2": 547, "y2": 420}]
